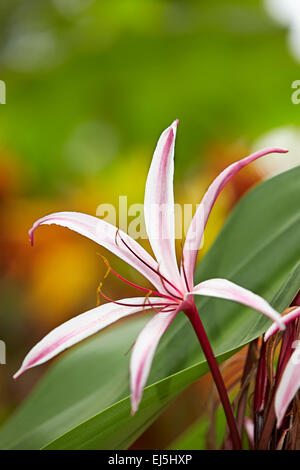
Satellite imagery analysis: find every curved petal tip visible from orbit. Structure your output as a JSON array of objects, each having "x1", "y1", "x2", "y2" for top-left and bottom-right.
[
  {"x1": 28, "y1": 227, "x2": 34, "y2": 246},
  {"x1": 260, "y1": 147, "x2": 289, "y2": 155},
  {"x1": 13, "y1": 367, "x2": 25, "y2": 380}
]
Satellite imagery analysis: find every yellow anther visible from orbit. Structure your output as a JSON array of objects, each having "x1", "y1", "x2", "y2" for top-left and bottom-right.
[
  {"x1": 96, "y1": 281, "x2": 103, "y2": 306},
  {"x1": 96, "y1": 253, "x2": 112, "y2": 279},
  {"x1": 143, "y1": 290, "x2": 153, "y2": 306}
]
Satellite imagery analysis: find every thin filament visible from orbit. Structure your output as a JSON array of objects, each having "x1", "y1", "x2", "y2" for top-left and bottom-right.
[
  {"x1": 116, "y1": 231, "x2": 183, "y2": 299},
  {"x1": 180, "y1": 241, "x2": 190, "y2": 292},
  {"x1": 97, "y1": 283, "x2": 176, "y2": 309},
  {"x1": 98, "y1": 254, "x2": 178, "y2": 303}
]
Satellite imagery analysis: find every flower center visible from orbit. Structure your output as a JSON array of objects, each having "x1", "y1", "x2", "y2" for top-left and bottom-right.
[{"x1": 96, "y1": 252, "x2": 182, "y2": 312}]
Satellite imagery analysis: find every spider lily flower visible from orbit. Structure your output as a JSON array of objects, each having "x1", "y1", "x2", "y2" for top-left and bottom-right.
[
  {"x1": 14, "y1": 120, "x2": 286, "y2": 414},
  {"x1": 264, "y1": 306, "x2": 300, "y2": 427}
]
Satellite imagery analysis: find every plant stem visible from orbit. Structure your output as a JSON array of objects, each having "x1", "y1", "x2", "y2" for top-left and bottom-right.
[
  {"x1": 185, "y1": 301, "x2": 242, "y2": 450},
  {"x1": 257, "y1": 397, "x2": 276, "y2": 450},
  {"x1": 236, "y1": 341, "x2": 256, "y2": 437}
]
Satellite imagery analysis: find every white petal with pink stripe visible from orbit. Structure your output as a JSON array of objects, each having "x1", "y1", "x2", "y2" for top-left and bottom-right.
[
  {"x1": 14, "y1": 297, "x2": 166, "y2": 379},
  {"x1": 264, "y1": 307, "x2": 300, "y2": 342},
  {"x1": 29, "y1": 211, "x2": 165, "y2": 293},
  {"x1": 130, "y1": 309, "x2": 178, "y2": 414},
  {"x1": 186, "y1": 278, "x2": 284, "y2": 330},
  {"x1": 144, "y1": 120, "x2": 185, "y2": 294},
  {"x1": 275, "y1": 347, "x2": 300, "y2": 427},
  {"x1": 181, "y1": 147, "x2": 288, "y2": 289}
]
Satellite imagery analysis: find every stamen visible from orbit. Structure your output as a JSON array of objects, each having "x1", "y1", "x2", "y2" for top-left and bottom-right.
[
  {"x1": 160, "y1": 305, "x2": 178, "y2": 313},
  {"x1": 100, "y1": 255, "x2": 111, "y2": 279},
  {"x1": 143, "y1": 292, "x2": 163, "y2": 314},
  {"x1": 144, "y1": 290, "x2": 153, "y2": 304},
  {"x1": 124, "y1": 339, "x2": 136, "y2": 356},
  {"x1": 97, "y1": 283, "x2": 176, "y2": 309},
  {"x1": 97, "y1": 253, "x2": 179, "y2": 303},
  {"x1": 96, "y1": 281, "x2": 103, "y2": 306},
  {"x1": 180, "y1": 243, "x2": 191, "y2": 292},
  {"x1": 116, "y1": 231, "x2": 183, "y2": 299},
  {"x1": 156, "y1": 264, "x2": 182, "y2": 300}
]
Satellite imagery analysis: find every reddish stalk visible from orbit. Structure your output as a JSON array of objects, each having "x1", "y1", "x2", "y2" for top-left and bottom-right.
[
  {"x1": 236, "y1": 341, "x2": 257, "y2": 436},
  {"x1": 184, "y1": 299, "x2": 242, "y2": 450},
  {"x1": 258, "y1": 321, "x2": 298, "y2": 449}
]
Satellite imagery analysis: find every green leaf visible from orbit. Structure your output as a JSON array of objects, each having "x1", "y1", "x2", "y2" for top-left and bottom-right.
[
  {"x1": 170, "y1": 258, "x2": 300, "y2": 451},
  {"x1": 169, "y1": 418, "x2": 210, "y2": 450},
  {"x1": 1, "y1": 167, "x2": 300, "y2": 449},
  {"x1": 169, "y1": 406, "x2": 228, "y2": 451}
]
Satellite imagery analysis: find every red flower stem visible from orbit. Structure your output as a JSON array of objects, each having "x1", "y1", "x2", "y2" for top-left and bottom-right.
[
  {"x1": 185, "y1": 301, "x2": 242, "y2": 450},
  {"x1": 257, "y1": 394, "x2": 276, "y2": 450},
  {"x1": 236, "y1": 341, "x2": 257, "y2": 436},
  {"x1": 258, "y1": 323, "x2": 297, "y2": 449}
]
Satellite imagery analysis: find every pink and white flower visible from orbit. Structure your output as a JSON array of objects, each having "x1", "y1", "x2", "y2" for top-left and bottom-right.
[
  {"x1": 14, "y1": 120, "x2": 286, "y2": 414},
  {"x1": 264, "y1": 306, "x2": 300, "y2": 427}
]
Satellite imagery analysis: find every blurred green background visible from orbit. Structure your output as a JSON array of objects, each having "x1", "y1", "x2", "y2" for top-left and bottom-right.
[{"x1": 0, "y1": 0, "x2": 299, "y2": 448}]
